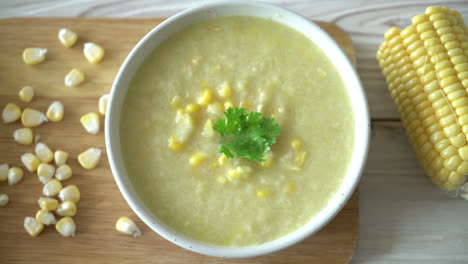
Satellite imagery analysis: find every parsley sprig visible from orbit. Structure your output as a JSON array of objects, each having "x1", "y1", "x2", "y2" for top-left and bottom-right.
[{"x1": 212, "y1": 107, "x2": 282, "y2": 162}]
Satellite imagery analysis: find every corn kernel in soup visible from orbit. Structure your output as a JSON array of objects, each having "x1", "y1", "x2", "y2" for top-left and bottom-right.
[{"x1": 120, "y1": 16, "x2": 354, "y2": 246}]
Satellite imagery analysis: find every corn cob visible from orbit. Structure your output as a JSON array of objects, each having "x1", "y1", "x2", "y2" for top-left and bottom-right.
[{"x1": 376, "y1": 6, "x2": 468, "y2": 190}]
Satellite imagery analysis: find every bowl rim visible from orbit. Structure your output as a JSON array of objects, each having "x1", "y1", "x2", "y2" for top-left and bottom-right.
[{"x1": 106, "y1": 0, "x2": 370, "y2": 258}]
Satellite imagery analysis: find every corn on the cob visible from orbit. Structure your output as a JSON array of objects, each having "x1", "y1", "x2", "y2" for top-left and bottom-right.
[
  {"x1": 0, "y1": 163, "x2": 8, "y2": 182},
  {"x1": 2, "y1": 103, "x2": 21, "y2": 123},
  {"x1": 46, "y1": 101, "x2": 64, "y2": 122},
  {"x1": 21, "y1": 108, "x2": 47, "y2": 127},
  {"x1": 8, "y1": 167, "x2": 23, "y2": 185},
  {"x1": 56, "y1": 217, "x2": 76, "y2": 237},
  {"x1": 35, "y1": 142, "x2": 54, "y2": 163},
  {"x1": 54, "y1": 150, "x2": 69, "y2": 166},
  {"x1": 376, "y1": 6, "x2": 468, "y2": 190},
  {"x1": 19, "y1": 86, "x2": 34, "y2": 103},
  {"x1": 56, "y1": 201, "x2": 77, "y2": 217},
  {"x1": 13, "y1": 128, "x2": 33, "y2": 145},
  {"x1": 115, "y1": 217, "x2": 141, "y2": 237},
  {"x1": 36, "y1": 209, "x2": 56, "y2": 225},
  {"x1": 58, "y1": 185, "x2": 80, "y2": 203},
  {"x1": 23, "y1": 48, "x2": 47, "y2": 65},
  {"x1": 99, "y1": 94, "x2": 109, "y2": 115},
  {"x1": 83, "y1": 42, "x2": 105, "y2": 64},
  {"x1": 78, "y1": 148, "x2": 101, "y2": 169},
  {"x1": 37, "y1": 163, "x2": 55, "y2": 184},
  {"x1": 38, "y1": 197, "x2": 59, "y2": 211},
  {"x1": 21, "y1": 152, "x2": 40, "y2": 172},
  {"x1": 64, "y1": 68, "x2": 85, "y2": 87},
  {"x1": 0, "y1": 193, "x2": 9, "y2": 207},
  {"x1": 55, "y1": 164, "x2": 72, "y2": 181},
  {"x1": 58, "y1": 28, "x2": 78, "y2": 48},
  {"x1": 24, "y1": 216, "x2": 44, "y2": 237}
]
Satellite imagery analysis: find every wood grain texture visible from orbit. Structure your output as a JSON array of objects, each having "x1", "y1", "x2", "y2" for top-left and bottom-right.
[{"x1": 0, "y1": 18, "x2": 358, "y2": 264}]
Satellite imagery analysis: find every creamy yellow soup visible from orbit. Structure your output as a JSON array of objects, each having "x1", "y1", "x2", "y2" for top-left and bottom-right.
[{"x1": 120, "y1": 16, "x2": 354, "y2": 246}]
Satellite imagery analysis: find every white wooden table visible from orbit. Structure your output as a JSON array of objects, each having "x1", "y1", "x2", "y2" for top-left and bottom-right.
[{"x1": 2, "y1": 0, "x2": 467, "y2": 263}]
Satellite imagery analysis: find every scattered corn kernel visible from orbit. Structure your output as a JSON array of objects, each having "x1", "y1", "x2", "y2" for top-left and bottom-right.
[
  {"x1": 170, "y1": 95, "x2": 181, "y2": 107},
  {"x1": 35, "y1": 142, "x2": 54, "y2": 163},
  {"x1": 291, "y1": 139, "x2": 302, "y2": 150},
  {"x1": 189, "y1": 152, "x2": 206, "y2": 166},
  {"x1": 83, "y1": 42, "x2": 104, "y2": 64},
  {"x1": 58, "y1": 185, "x2": 80, "y2": 203},
  {"x1": 224, "y1": 100, "x2": 234, "y2": 109},
  {"x1": 13, "y1": 127, "x2": 33, "y2": 145},
  {"x1": 0, "y1": 194, "x2": 9, "y2": 207},
  {"x1": 64, "y1": 68, "x2": 85, "y2": 87},
  {"x1": 42, "y1": 179, "x2": 63, "y2": 197},
  {"x1": 38, "y1": 197, "x2": 59, "y2": 211},
  {"x1": 37, "y1": 163, "x2": 55, "y2": 184},
  {"x1": 54, "y1": 150, "x2": 69, "y2": 166},
  {"x1": 55, "y1": 164, "x2": 72, "y2": 181},
  {"x1": 168, "y1": 136, "x2": 184, "y2": 151},
  {"x1": 56, "y1": 217, "x2": 76, "y2": 237},
  {"x1": 197, "y1": 89, "x2": 213, "y2": 105},
  {"x1": 23, "y1": 48, "x2": 47, "y2": 65},
  {"x1": 186, "y1": 104, "x2": 200, "y2": 112},
  {"x1": 58, "y1": 28, "x2": 78, "y2": 48},
  {"x1": 19, "y1": 86, "x2": 34, "y2": 103},
  {"x1": 98, "y1": 94, "x2": 109, "y2": 115},
  {"x1": 256, "y1": 189, "x2": 269, "y2": 198},
  {"x1": 218, "y1": 154, "x2": 228, "y2": 165},
  {"x1": 8, "y1": 167, "x2": 23, "y2": 185},
  {"x1": 24, "y1": 216, "x2": 44, "y2": 237},
  {"x1": 283, "y1": 182, "x2": 296, "y2": 194},
  {"x1": 115, "y1": 217, "x2": 141, "y2": 237},
  {"x1": 296, "y1": 151, "x2": 307, "y2": 167},
  {"x1": 217, "y1": 81, "x2": 232, "y2": 98},
  {"x1": 21, "y1": 152, "x2": 40, "y2": 172},
  {"x1": 35, "y1": 209, "x2": 56, "y2": 225},
  {"x1": 46, "y1": 101, "x2": 64, "y2": 122},
  {"x1": 202, "y1": 119, "x2": 214, "y2": 138},
  {"x1": 0, "y1": 163, "x2": 8, "y2": 182},
  {"x1": 2, "y1": 103, "x2": 21, "y2": 123},
  {"x1": 80, "y1": 112, "x2": 100, "y2": 134},
  {"x1": 56, "y1": 201, "x2": 77, "y2": 217},
  {"x1": 21, "y1": 108, "x2": 47, "y2": 127},
  {"x1": 78, "y1": 148, "x2": 101, "y2": 169}
]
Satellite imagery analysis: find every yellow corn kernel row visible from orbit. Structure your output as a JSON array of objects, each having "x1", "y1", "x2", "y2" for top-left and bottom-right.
[{"x1": 376, "y1": 6, "x2": 468, "y2": 190}]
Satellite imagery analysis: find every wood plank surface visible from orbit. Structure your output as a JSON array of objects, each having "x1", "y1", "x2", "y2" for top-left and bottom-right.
[{"x1": 0, "y1": 18, "x2": 358, "y2": 264}]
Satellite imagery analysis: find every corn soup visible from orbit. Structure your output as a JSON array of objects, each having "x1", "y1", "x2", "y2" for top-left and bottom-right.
[{"x1": 120, "y1": 16, "x2": 354, "y2": 246}]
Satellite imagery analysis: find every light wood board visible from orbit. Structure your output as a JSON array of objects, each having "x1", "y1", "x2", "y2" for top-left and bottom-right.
[{"x1": 0, "y1": 18, "x2": 358, "y2": 264}]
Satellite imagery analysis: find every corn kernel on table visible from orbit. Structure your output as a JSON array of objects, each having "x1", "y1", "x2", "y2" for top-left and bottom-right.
[{"x1": 1, "y1": 0, "x2": 468, "y2": 263}]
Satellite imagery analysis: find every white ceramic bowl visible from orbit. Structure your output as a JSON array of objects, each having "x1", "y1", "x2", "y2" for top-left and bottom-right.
[{"x1": 106, "y1": 0, "x2": 370, "y2": 258}]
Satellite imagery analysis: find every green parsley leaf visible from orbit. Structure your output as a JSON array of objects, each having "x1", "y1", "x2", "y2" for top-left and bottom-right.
[{"x1": 212, "y1": 107, "x2": 281, "y2": 162}]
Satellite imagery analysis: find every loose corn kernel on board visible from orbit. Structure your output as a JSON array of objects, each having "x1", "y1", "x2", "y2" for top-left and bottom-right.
[{"x1": 0, "y1": 18, "x2": 357, "y2": 264}]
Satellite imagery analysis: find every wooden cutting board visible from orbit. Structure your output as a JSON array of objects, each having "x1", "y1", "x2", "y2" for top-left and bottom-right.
[{"x1": 0, "y1": 18, "x2": 358, "y2": 264}]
